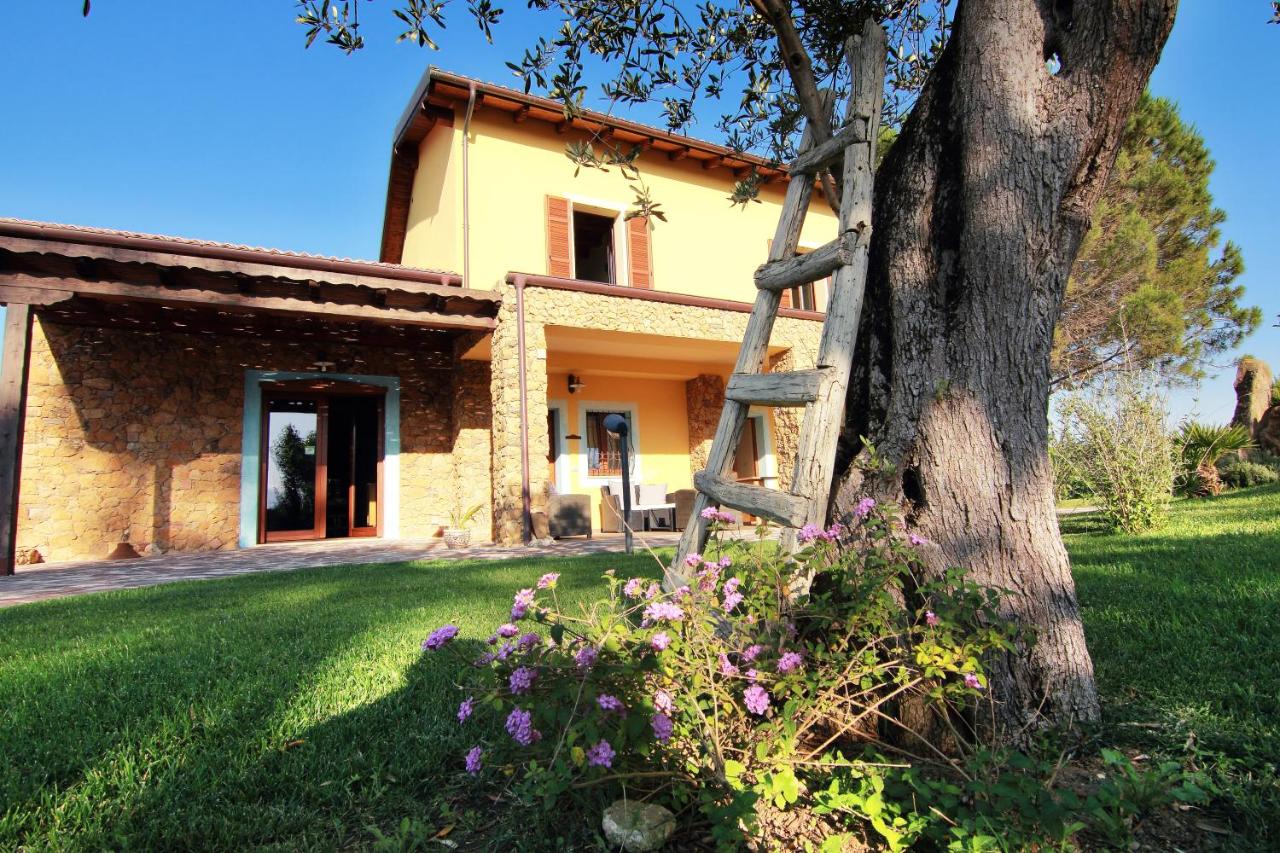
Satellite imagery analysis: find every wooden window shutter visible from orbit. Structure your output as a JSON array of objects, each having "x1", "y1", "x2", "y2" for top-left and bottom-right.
[
  {"x1": 546, "y1": 196, "x2": 572, "y2": 278},
  {"x1": 780, "y1": 287, "x2": 793, "y2": 309},
  {"x1": 626, "y1": 215, "x2": 652, "y2": 288}
]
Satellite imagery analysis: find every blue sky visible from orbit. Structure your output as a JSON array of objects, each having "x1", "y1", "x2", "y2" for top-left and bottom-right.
[{"x1": 1, "y1": 1, "x2": 1275, "y2": 423}]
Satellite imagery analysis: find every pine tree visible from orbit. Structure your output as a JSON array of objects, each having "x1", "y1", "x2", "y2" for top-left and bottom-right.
[{"x1": 1053, "y1": 93, "x2": 1261, "y2": 387}]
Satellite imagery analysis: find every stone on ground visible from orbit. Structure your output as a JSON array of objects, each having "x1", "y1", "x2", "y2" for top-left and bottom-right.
[{"x1": 602, "y1": 800, "x2": 675, "y2": 852}]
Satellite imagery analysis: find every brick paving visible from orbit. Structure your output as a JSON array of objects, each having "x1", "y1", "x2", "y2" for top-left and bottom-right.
[{"x1": 0, "y1": 532, "x2": 683, "y2": 609}]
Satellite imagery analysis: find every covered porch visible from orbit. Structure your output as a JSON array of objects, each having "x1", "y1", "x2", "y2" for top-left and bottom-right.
[
  {"x1": 482, "y1": 273, "x2": 825, "y2": 543},
  {"x1": 0, "y1": 218, "x2": 500, "y2": 573}
]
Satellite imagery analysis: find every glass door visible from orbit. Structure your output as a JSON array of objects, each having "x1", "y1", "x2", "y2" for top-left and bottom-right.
[{"x1": 261, "y1": 397, "x2": 326, "y2": 542}]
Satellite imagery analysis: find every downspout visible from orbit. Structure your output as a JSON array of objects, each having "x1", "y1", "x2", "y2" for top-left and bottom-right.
[
  {"x1": 514, "y1": 274, "x2": 532, "y2": 543},
  {"x1": 462, "y1": 82, "x2": 477, "y2": 288}
]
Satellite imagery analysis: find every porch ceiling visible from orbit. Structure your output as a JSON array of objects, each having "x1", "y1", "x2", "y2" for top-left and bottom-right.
[{"x1": 544, "y1": 326, "x2": 787, "y2": 381}]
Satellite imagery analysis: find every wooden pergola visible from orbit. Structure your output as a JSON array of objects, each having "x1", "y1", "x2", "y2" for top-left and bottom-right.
[{"x1": 0, "y1": 218, "x2": 500, "y2": 574}]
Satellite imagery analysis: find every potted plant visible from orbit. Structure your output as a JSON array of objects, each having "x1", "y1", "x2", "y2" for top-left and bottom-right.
[{"x1": 444, "y1": 503, "x2": 484, "y2": 548}]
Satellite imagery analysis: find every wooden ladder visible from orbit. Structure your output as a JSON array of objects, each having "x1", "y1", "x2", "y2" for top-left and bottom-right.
[{"x1": 671, "y1": 23, "x2": 887, "y2": 579}]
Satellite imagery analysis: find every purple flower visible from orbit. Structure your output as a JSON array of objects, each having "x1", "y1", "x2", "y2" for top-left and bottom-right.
[
  {"x1": 575, "y1": 646, "x2": 598, "y2": 670},
  {"x1": 824, "y1": 523, "x2": 844, "y2": 541},
  {"x1": 743, "y1": 684, "x2": 771, "y2": 716},
  {"x1": 651, "y1": 713, "x2": 674, "y2": 742},
  {"x1": 908, "y1": 532, "x2": 928, "y2": 547},
  {"x1": 742, "y1": 644, "x2": 765, "y2": 662},
  {"x1": 464, "y1": 745, "x2": 483, "y2": 775},
  {"x1": 777, "y1": 651, "x2": 804, "y2": 674},
  {"x1": 421, "y1": 624, "x2": 460, "y2": 651},
  {"x1": 925, "y1": 610, "x2": 939, "y2": 627},
  {"x1": 721, "y1": 590, "x2": 744, "y2": 613},
  {"x1": 511, "y1": 588, "x2": 536, "y2": 620},
  {"x1": 474, "y1": 652, "x2": 496, "y2": 667},
  {"x1": 674, "y1": 585, "x2": 692, "y2": 602},
  {"x1": 723, "y1": 577, "x2": 741, "y2": 596},
  {"x1": 597, "y1": 694, "x2": 626, "y2": 715},
  {"x1": 505, "y1": 707, "x2": 539, "y2": 746},
  {"x1": 854, "y1": 497, "x2": 877, "y2": 519},
  {"x1": 537, "y1": 572, "x2": 560, "y2": 590},
  {"x1": 496, "y1": 641, "x2": 516, "y2": 661},
  {"x1": 623, "y1": 577, "x2": 645, "y2": 598},
  {"x1": 497, "y1": 623, "x2": 520, "y2": 638},
  {"x1": 700, "y1": 506, "x2": 718, "y2": 520},
  {"x1": 509, "y1": 666, "x2": 537, "y2": 695},
  {"x1": 718, "y1": 653, "x2": 740, "y2": 677},
  {"x1": 586, "y1": 739, "x2": 615, "y2": 768},
  {"x1": 700, "y1": 507, "x2": 734, "y2": 523},
  {"x1": 643, "y1": 601, "x2": 685, "y2": 623},
  {"x1": 697, "y1": 565, "x2": 721, "y2": 593},
  {"x1": 964, "y1": 673, "x2": 983, "y2": 690},
  {"x1": 797, "y1": 523, "x2": 823, "y2": 544},
  {"x1": 718, "y1": 555, "x2": 733, "y2": 569},
  {"x1": 654, "y1": 689, "x2": 674, "y2": 714},
  {"x1": 651, "y1": 631, "x2": 671, "y2": 651},
  {"x1": 644, "y1": 582, "x2": 661, "y2": 600},
  {"x1": 458, "y1": 697, "x2": 475, "y2": 723},
  {"x1": 518, "y1": 632, "x2": 541, "y2": 651},
  {"x1": 746, "y1": 668, "x2": 760, "y2": 682},
  {"x1": 684, "y1": 553, "x2": 704, "y2": 567}
]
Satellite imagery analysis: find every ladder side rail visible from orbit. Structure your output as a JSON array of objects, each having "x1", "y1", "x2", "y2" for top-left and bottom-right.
[{"x1": 782, "y1": 24, "x2": 888, "y2": 558}]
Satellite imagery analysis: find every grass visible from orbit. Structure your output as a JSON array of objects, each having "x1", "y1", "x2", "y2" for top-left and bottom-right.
[
  {"x1": 2, "y1": 485, "x2": 1277, "y2": 849},
  {"x1": 1067, "y1": 483, "x2": 1280, "y2": 844},
  {"x1": 0, "y1": 552, "x2": 662, "y2": 849}
]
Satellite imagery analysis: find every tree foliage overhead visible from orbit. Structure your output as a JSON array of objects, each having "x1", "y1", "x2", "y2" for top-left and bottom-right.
[{"x1": 1052, "y1": 93, "x2": 1261, "y2": 388}]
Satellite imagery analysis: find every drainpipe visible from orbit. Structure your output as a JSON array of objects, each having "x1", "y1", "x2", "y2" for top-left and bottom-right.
[
  {"x1": 514, "y1": 274, "x2": 532, "y2": 543},
  {"x1": 462, "y1": 82, "x2": 477, "y2": 288}
]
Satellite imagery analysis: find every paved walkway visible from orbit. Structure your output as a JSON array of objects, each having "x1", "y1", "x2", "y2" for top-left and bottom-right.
[{"x1": 0, "y1": 532, "x2": 683, "y2": 609}]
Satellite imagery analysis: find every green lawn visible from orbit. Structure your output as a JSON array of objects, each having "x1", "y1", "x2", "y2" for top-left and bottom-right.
[
  {"x1": 0, "y1": 552, "x2": 663, "y2": 849},
  {"x1": 1067, "y1": 483, "x2": 1280, "y2": 843},
  {"x1": 2, "y1": 486, "x2": 1278, "y2": 849}
]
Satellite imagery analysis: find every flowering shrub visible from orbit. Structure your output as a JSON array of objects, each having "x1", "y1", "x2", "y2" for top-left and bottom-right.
[{"x1": 420, "y1": 502, "x2": 1017, "y2": 847}]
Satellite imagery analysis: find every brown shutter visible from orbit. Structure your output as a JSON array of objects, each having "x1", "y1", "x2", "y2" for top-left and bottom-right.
[
  {"x1": 627, "y1": 215, "x2": 652, "y2": 288},
  {"x1": 780, "y1": 287, "x2": 793, "y2": 309},
  {"x1": 546, "y1": 196, "x2": 572, "y2": 278}
]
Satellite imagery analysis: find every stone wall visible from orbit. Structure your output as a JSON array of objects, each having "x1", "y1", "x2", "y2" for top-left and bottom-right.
[
  {"x1": 685, "y1": 374, "x2": 725, "y2": 474},
  {"x1": 489, "y1": 283, "x2": 823, "y2": 543},
  {"x1": 18, "y1": 319, "x2": 466, "y2": 563}
]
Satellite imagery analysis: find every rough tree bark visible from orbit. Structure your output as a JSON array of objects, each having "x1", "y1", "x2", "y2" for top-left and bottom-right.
[{"x1": 829, "y1": 0, "x2": 1178, "y2": 735}]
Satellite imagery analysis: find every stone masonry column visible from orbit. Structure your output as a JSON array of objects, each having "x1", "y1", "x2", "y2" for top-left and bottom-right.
[
  {"x1": 685, "y1": 374, "x2": 725, "y2": 478},
  {"x1": 451, "y1": 358, "x2": 493, "y2": 540},
  {"x1": 489, "y1": 285, "x2": 550, "y2": 545}
]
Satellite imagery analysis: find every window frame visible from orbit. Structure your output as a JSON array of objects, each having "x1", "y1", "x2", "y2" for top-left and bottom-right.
[{"x1": 578, "y1": 401, "x2": 641, "y2": 483}]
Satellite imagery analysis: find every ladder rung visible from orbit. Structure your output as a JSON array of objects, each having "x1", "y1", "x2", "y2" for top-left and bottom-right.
[
  {"x1": 725, "y1": 368, "x2": 826, "y2": 406},
  {"x1": 787, "y1": 117, "x2": 870, "y2": 175},
  {"x1": 754, "y1": 234, "x2": 852, "y2": 292},
  {"x1": 693, "y1": 472, "x2": 810, "y2": 528}
]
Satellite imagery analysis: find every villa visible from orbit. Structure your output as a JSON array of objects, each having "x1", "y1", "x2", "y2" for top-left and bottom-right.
[{"x1": 0, "y1": 68, "x2": 838, "y2": 570}]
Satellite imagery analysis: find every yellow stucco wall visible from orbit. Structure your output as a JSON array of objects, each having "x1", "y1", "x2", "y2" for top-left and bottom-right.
[
  {"x1": 400, "y1": 105, "x2": 841, "y2": 302},
  {"x1": 546, "y1": 368, "x2": 695, "y2": 531}
]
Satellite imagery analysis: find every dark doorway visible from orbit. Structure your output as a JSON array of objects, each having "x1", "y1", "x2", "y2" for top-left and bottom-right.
[
  {"x1": 573, "y1": 210, "x2": 616, "y2": 284},
  {"x1": 259, "y1": 381, "x2": 384, "y2": 543}
]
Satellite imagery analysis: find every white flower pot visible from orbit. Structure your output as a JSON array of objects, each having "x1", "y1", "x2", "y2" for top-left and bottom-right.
[{"x1": 443, "y1": 528, "x2": 471, "y2": 548}]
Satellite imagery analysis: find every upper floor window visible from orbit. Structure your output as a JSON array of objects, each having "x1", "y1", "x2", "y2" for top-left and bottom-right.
[
  {"x1": 547, "y1": 196, "x2": 652, "y2": 289},
  {"x1": 785, "y1": 283, "x2": 818, "y2": 312}
]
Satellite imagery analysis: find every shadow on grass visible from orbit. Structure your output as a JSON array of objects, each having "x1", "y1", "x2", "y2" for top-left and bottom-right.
[{"x1": 0, "y1": 552, "x2": 659, "y2": 849}]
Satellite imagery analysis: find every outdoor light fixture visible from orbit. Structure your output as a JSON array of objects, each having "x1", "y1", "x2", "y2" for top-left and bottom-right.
[
  {"x1": 567, "y1": 373, "x2": 586, "y2": 394},
  {"x1": 311, "y1": 351, "x2": 337, "y2": 373},
  {"x1": 604, "y1": 413, "x2": 633, "y2": 555}
]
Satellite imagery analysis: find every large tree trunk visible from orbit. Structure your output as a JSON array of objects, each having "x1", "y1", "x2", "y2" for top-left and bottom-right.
[{"x1": 831, "y1": 0, "x2": 1177, "y2": 735}]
